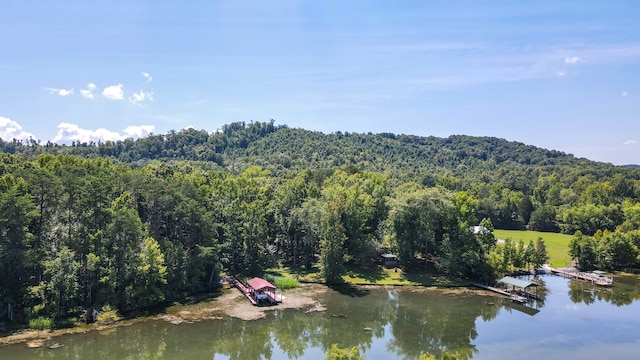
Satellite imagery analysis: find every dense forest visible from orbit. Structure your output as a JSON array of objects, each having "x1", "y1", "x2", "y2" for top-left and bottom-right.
[{"x1": 1, "y1": 121, "x2": 640, "y2": 327}]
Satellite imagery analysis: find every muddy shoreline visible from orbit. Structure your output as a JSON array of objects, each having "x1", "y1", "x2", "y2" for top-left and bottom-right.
[{"x1": 0, "y1": 283, "x2": 328, "y2": 348}]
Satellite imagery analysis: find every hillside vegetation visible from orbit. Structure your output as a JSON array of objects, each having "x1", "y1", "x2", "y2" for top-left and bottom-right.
[{"x1": 1, "y1": 121, "x2": 639, "y2": 328}]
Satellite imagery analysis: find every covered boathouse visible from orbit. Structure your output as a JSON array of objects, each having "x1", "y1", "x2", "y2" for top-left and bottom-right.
[
  {"x1": 498, "y1": 276, "x2": 539, "y2": 299},
  {"x1": 233, "y1": 277, "x2": 283, "y2": 306}
]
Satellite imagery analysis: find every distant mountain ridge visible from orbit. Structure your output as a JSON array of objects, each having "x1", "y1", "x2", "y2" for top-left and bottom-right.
[{"x1": 1, "y1": 121, "x2": 636, "y2": 193}]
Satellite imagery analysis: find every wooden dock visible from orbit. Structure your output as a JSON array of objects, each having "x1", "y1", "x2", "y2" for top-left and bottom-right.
[
  {"x1": 472, "y1": 283, "x2": 528, "y2": 303},
  {"x1": 550, "y1": 268, "x2": 613, "y2": 286},
  {"x1": 233, "y1": 277, "x2": 258, "y2": 305}
]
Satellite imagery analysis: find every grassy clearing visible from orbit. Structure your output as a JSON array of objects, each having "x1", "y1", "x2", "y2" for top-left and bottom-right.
[
  {"x1": 343, "y1": 266, "x2": 463, "y2": 286},
  {"x1": 494, "y1": 229, "x2": 574, "y2": 268},
  {"x1": 262, "y1": 273, "x2": 299, "y2": 289},
  {"x1": 266, "y1": 265, "x2": 465, "y2": 287}
]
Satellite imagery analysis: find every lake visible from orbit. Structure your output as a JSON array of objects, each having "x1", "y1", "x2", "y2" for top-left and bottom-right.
[{"x1": 1, "y1": 274, "x2": 639, "y2": 359}]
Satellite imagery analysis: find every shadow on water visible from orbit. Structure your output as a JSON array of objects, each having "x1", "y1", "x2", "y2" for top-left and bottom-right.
[{"x1": 328, "y1": 284, "x2": 371, "y2": 297}]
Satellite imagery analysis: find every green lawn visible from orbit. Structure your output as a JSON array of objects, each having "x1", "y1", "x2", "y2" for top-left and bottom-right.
[
  {"x1": 493, "y1": 229, "x2": 574, "y2": 268},
  {"x1": 266, "y1": 264, "x2": 464, "y2": 286}
]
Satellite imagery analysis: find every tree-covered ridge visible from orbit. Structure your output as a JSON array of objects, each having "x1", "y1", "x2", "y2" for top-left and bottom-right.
[
  {"x1": 1, "y1": 121, "x2": 634, "y2": 180},
  {"x1": 3, "y1": 121, "x2": 640, "y2": 233}
]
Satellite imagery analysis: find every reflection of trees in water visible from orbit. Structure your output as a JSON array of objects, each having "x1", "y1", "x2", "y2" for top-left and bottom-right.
[
  {"x1": 209, "y1": 318, "x2": 275, "y2": 360},
  {"x1": 6, "y1": 288, "x2": 531, "y2": 359},
  {"x1": 568, "y1": 274, "x2": 640, "y2": 307},
  {"x1": 521, "y1": 275, "x2": 548, "y2": 310},
  {"x1": 306, "y1": 287, "x2": 399, "y2": 355},
  {"x1": 387, "y1": 290, "x2": 500, "y2": 360},
  {"x1": 22, "y1": 324, "x2": 170, "y2": 360}
]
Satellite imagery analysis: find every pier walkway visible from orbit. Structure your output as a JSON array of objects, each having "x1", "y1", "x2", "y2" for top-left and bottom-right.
[
  {"x1": 549, "y1": 268, "x2": 613, "y2": 286},
  {"x1": 233, "y1": 277, "x2": 258, "y2": 305}
]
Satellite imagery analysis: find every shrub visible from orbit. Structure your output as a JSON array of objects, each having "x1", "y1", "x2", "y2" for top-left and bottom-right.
[
  {"x1": 96, "y1": 305, "x2": 122, "y2": 325},
  {"x1": 273, "y1": 276, "x2": 299, "y2": 289},
  {"x1": 264, "y1": 274, "x2": 299, "y2": 289},
  {"x1": 29, "y1": 317, "x2": 53, "y2": 330},
  {"x1": 326, "y1": 344, "x2": 364, "y2": 360}
]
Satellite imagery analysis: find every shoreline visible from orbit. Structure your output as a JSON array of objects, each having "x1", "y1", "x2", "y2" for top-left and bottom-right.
[
  {"x1": 0, "y1": 283, "x2": 329, "y2": 348},
  {"x1": 0, "y1": 282, "x2": 489, "y2": 349}
]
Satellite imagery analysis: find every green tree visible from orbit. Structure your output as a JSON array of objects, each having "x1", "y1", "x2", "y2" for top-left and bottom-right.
[
  {"x1": 290, "y1": 198, "x2": 322, "y2": 269},
  {"x1": 476, "y1": 218, "x2": 496, "y2": 252},
  {"x1": 320, "y1": 199, "x2": 347, "y2": 284},
  {"x1": 42, "y1": 246, "x2": 79, "y2": 321},
  {"x1": 270, "y1": 172, "x2": 311, "y2": 268},
  {"x1": 102, "y1": 192, "x2": 145, "y2": 308},
  {"x1": 533, "y1": 237, "x2": 549, "y2": 270},
  {"x1": 134, "y1": 237, "x2": 168, "y2": 307},
  {"x1": 528, "y1": 205, "x2": 558, "y2": 232},
  {"x1": 326, "y1": 344, "x2": 364, "y2": 360},
  {"x1": 569, "y1": 231, "x2": 598, "y2": 270},
  {"x1": 0, "y1": 175, "x2": 37, "y2": 320}
]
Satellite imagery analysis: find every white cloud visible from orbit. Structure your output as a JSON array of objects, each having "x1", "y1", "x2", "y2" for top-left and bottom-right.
[
  {"x1": 128, "y1": 89, "x2": 154, "y2": 105},
  {"x1": 0, "y1": 116, "x2": 36, "y2": 141},
  {"x1": 622, "y1": 91, "x2": 628, "y2": 97},
  {"x1": 43, "y1": 87, "x2": 74, "y2": 96},
  {"x1": 565, "y1": 56, "x2": 581, "y2": 64},
  {"x1": 623, "y1": 140, "x2": 637, "y2": 145},
  {"x1": 80, "y1": 89, "x2": 94, "y2": 99},
  {"x1": 557, "y1": 71, "x2": 566, "y2": 77},
  {"x1": 141, "y1": 72, "x2": 153, "y2": 82},
  {"x1": 102, "y1": 84, "x2": 124, "y2": 100},
  {"x1": 81, "y1": 83, "x2": 98, "y2": 99},
  {"x1": 52, "y1": 123, "x2": 155, "y2": 144},
  {"x1": 124, "y1": 125, "x2": 155, "y2": 139}
]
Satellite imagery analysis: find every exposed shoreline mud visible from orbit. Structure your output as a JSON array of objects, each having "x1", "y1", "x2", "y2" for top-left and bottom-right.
[{"x1": 0, "y1": 283, "x2": 328, "y2": 348}]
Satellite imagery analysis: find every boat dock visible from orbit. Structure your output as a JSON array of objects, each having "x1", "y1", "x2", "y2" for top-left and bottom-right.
[
  {"x1": 472, "y1": 283, "x2": 528, "y2": 303},
  {"x1": 550, "y1": 268, "x2": 613, "y2": 286},
  {"x1": 233, "y1": 277, "x2": 258, "y2": 305},
  {"x1": 232, "y1": 277, "x2": 283, "y2": 306}
]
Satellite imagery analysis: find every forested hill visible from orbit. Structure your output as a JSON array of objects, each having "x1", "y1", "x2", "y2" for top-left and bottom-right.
[{"x1": 1, "y1": 120, "x2": 635, "y2": 192}]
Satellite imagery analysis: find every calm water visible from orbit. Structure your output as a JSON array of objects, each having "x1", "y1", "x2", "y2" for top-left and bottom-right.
[{"x1": 1, "y1": 274, "x2": 639, "y2": 359}]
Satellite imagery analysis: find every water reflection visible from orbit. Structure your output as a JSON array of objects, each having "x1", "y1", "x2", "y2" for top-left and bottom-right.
[{"x1": 568, "y1": 273, "x2": 640, "y2": 306}]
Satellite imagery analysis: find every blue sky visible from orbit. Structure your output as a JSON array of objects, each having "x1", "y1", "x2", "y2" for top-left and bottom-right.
[{"x1": 1, "y1": 1, "x2": 639, "y2": 164}]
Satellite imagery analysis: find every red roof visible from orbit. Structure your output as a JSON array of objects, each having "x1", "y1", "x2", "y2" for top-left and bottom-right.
[{"x1": 247, "y1": 277, "x2": 276, "y2": 291}]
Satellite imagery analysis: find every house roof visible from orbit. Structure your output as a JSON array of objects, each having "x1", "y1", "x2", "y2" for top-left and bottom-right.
[
  {"x1": 247, "y1": 277, "x2": 276, "y2": 291},
  {"x1": 472, "y1": 226, "x2": 490, "y2": 234},
  {"x1": 498, "y1": 276, "x2": 538, "y2": 289}
]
